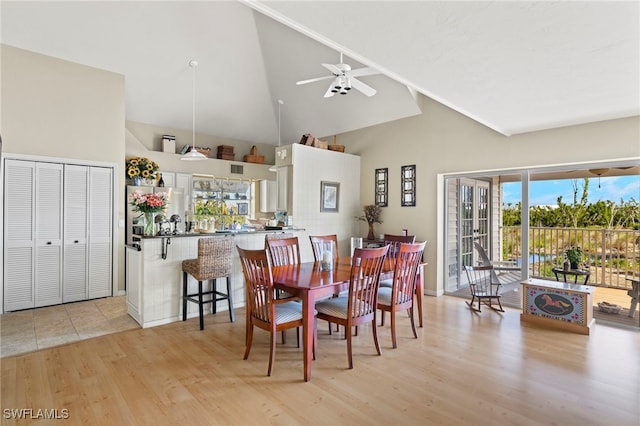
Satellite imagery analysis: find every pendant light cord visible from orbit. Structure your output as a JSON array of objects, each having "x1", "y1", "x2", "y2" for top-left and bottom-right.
[{"x1": 190, "y1": 60, "x2": 198, "y2": 147}]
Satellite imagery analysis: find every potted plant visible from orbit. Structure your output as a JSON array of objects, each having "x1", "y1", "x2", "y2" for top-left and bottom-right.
[
  {"x1": 356, "y1": 204, "x2": 383, "y2": 240},
  {"x1": 565, "y1": 246, "x2": 583, "y2": 270}
]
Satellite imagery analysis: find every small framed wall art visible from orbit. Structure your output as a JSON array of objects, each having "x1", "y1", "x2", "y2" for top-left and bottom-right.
[
  {"x1": 320, "y1": 181, "x2": 340, "y2": 212},
  {"x1": 401, "y1": 164, "x2": 416, "y2": 207},
  {"x1": 237, "y1": 202, "x2": 249, "y2": 215},
  {"x1": 375, "y1": 168, "x2": 388, "y2": 207}
]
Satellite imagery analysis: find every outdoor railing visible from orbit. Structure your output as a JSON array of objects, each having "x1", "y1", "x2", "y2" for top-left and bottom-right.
[{"x1": 502, "y1": 226, "x2": 640, "y2": 290}]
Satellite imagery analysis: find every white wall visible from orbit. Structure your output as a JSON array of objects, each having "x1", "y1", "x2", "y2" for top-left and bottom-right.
[
  {"x1": 290, "y1": 144, "x2": 360, "y2": 261},
  {"x1": 1, "y1": 44, "x2": 127, "y2": 292},
  {"x1": 338, "y1": 95, "x2": 640, "y2": 295}
]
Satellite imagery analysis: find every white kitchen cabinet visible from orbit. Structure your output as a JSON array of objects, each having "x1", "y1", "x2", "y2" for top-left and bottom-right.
[
  {"x1": 175, "y1": 172, "x2": 192, "y2": 214},
  {"x1": 259, "y1": 180, "x2": 277, "y2": 212},
  {"x1": 159, "y1": 171, "x2": 175, "y2": 188},
  {"x1": 276, "y1": 165, "x2": 292, "y2": 213}
]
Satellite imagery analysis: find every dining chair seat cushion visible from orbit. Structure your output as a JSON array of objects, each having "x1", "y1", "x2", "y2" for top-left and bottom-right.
[
  {"x1": 379, "y1": 278, "x2": 393, "y2": 288},
  {"x1": 315, "y1": 297, "x2": 373, "y2": 320},
  {"x1": 377, "y1": 287, "x2": 392, "y2": 307},
  {"x1": 275, "y1": 301, "x2": 316, "y2": 324}
]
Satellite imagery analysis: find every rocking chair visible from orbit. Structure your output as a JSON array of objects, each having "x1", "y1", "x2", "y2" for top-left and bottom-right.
[{"x1": 463, "y1": 265, "x2": 504, "y2": 313}]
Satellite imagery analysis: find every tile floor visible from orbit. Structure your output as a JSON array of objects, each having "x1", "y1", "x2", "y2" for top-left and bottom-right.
[{"x1": 0, "y1": 296, "x2": 140, "y2": 358}]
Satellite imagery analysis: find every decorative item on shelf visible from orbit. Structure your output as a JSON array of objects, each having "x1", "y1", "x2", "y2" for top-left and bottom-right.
[
  {"x1": 244, "y1": 145, "x2": 265, "y2": 164},
  {"x1": 126, "y1": 157, "x2": 159, "y2": 183},
  {"x1": 356, "y1": 204, "x2": 383, "y2": 240},
  {"x1": 565, "y1": 246, "x2": 583, "y2": 270},
  {"x1": 128, "y1": 190, "x2": 168, "y2": 236},
  {"x1": 162, "y1": 135, "x2": 176, "y2": 153},
  {"x1": 327, "y1": 135, "x2": 345, "y2": 152},
  {"x1": 299, "y1": 133, "x2": 329, "y2": 149},
  {"x1": 216, "y1": 145, "x2": 235, "y2": 160}
]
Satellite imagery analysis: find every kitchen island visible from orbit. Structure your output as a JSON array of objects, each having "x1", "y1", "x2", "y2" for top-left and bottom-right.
[{"x1": 125, "y1": 229, "x2": 307, "y2": 328}]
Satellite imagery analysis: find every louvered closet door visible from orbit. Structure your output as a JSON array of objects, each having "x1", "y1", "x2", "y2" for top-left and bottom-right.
[
  {"x1": 34, "y1": 162, "x2": 64, "y2": 307},
  {"x1": 88, "y1": 166, "x2": 113, "y2": 298},
  {"x1": 63, "y1": 165, "x2": 89, "y2": 302},
  {"x1": 3, "y1": 160, "x2": 36, "y2": 311}
]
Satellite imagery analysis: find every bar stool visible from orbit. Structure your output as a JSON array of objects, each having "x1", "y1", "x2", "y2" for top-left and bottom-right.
[{"x1": 182, "y1": 237, "x2": 235, "y2": 330}]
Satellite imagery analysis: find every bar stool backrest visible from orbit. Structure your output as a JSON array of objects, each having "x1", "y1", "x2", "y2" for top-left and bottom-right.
[{"x1": 184, "y1": 237, "x2": 233, "y2": 280}]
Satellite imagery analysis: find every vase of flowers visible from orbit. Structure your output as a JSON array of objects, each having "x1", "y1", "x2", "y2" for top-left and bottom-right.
[
  {"x1": 126, "y1": 157, "x2": 159, "y2": 184},
  {"x1": 128, "y1": 190, "x2": 168, "y2": 236},
  {"x1": 356, "y1": 204, "x2": 383, "y2": 240}
]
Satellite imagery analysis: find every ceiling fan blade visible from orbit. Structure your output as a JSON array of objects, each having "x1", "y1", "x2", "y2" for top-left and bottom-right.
[
  {"x1": 351, "y1": 77, "x2": 377, "y2": 96},
  {"x1": 323, "y1": 84, "x2": 336, "y2": 98},
  {"x1": 349, "y1": 67, "x2": 379, "y2": 78},
  {"x1": 296, "y1": 75, "x2": 334, "y2": 85},
  {"x1": 322, "y1": 63, "x2": 342, "y2": 75}
]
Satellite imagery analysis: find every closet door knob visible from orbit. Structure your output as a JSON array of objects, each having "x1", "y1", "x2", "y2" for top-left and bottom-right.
[
  {"x1": 74, "y1": 240, "x2": 79, "y2": 243},
  {"x1": 46, "y1": 241, "x2": 52, "y2": 245}
]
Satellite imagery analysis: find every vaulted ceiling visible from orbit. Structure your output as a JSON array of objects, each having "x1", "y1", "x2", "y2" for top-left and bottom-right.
[{"x1": 2, "y1": 1, "x2": 638, "y2": 145}]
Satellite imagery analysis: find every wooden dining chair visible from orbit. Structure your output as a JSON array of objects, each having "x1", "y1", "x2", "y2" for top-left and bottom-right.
[
  {"x1": 237, "y1": 246, "x2": 316, "y2": 376},
  {"x1": 382, "y1": 233, "x2": 416, "y2": 259},
  {"x1": 265, "y1": 236, "x2": 302, "y2": 345},
  {"x1": 463, "y1": 265, "x2": 504, "y2": 313},
  {"x1": 315, "y1": 245, "x2": 389, "y2": 369},
  {"x1": 309, "y1": 235, "x2": 339, "y2": 261},
  {"x1": 266, "y1": 236, "x2": 302, "y2": 267},
  {"x1": 377, "y1": 241, "x2": 426, "y2": 348}
]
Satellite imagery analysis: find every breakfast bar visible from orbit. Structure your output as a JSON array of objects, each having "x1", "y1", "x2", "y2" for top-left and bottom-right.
[{"x1": 125, "y1": 230, "x2": 306, "y2": 328}]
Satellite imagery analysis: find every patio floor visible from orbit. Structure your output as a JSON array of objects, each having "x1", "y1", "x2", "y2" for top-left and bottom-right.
[{"x1": 449, "y1": 277, "x2": 639, "y2": 330}]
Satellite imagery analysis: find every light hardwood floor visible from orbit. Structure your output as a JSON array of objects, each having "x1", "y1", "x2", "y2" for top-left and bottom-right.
[{"x1": 1, "y1": 295, "x2": 639, "y2": 425}]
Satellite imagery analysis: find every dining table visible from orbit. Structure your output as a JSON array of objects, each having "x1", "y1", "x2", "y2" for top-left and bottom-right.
[{"x1": 271, "y1": 257, "x2": 426, "y2": 381}]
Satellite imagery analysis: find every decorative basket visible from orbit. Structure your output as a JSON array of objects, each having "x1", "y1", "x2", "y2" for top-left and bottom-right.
[
  {"x1": 598, "y1": 302, "x2": 622, "y2": 314},
  {"x1": 327, "y1": 135, "x2": 345, "y2": 152}
]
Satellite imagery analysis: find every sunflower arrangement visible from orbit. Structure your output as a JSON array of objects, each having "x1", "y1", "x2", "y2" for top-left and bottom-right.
[{"x1": 126, "y1": 157, "x2": 159, "y2": 180}]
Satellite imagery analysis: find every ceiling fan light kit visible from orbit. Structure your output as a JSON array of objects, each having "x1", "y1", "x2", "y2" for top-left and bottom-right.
[{"x1": 297, "y1": 52, "x2": 378, "y2": 98}]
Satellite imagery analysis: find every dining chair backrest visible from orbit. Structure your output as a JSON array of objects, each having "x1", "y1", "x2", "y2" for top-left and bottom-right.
[
  {"x1": 266, "y1": 236, "x2": 301, "y2": 266},
  {"x1": 383, "y1": 234, "x2": 416, "y2": 257},
  {"x1": 309, "y1": 235, "x2": 339, "y2": 261},
  {"x1": 237, "y1": 247, "x2": 275, "y2": 325},
  {"x1": 390, "y1": 242, "x2": 426, "y2": 306},
  {"x1": 349, "y1": 246, "x2": 390, "y2": 320}
]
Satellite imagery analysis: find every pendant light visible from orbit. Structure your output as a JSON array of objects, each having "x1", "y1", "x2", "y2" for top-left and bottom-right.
[{"x1": 182, "y1": 60, "x2": 207, "y2": 161}]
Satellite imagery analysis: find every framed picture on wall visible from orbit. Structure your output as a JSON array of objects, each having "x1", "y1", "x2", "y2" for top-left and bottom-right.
[
  {"x1": 401, "y1": 164, "x2": 416, "y2": 207},
  {"x1": 375, "y1": 167, "x2": 388, "y2": 207},
  {"x1": 237, "y1": 202, "x2": 249, "y2": 215},
  {"x1": 320, "y1": 181, "x2": 340, "y2": 212}
]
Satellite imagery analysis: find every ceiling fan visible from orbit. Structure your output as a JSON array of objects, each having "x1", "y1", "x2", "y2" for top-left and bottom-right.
[{"x1": 296, "y1": 53, "x2": 379, "y2": 98}]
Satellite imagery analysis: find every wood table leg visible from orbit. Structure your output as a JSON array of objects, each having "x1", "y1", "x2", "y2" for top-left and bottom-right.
[
  {"x1": 416, "y1": 264, "x2": 425, "y2": 328},
  {"x1": 302, "y1": 293, "x2": 315, "y2": 382}
]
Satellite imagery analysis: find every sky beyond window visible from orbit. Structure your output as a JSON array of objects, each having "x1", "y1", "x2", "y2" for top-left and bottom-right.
[{"x1": 502, "y1": 176, "x2": 640, "y2": 207}]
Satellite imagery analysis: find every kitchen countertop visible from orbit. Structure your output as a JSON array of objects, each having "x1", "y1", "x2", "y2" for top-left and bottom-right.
[{"x1": 131, "y1": 228, "x2": 305, "y2": 240}]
